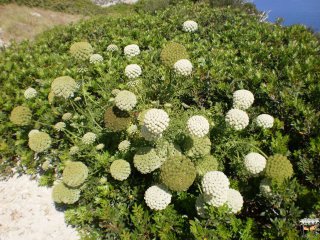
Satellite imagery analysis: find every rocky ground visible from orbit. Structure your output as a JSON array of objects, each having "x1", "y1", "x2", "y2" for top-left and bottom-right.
[{"x1": 0, "y1": 175, "x2": 79, "y2": 240}]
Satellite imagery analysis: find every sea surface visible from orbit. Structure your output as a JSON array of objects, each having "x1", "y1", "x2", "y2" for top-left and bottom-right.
[{"x1": 253, "y1": 0, "x2": 320, "y2": 31}]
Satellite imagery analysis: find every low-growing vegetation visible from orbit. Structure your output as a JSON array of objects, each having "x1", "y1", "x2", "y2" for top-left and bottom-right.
[{"x1": 1, "y1": 0, "x2": 320, "y2": 239}]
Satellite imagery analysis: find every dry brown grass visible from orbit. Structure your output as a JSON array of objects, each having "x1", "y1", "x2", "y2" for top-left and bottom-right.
[{"x1": 0, "y1": 4, "x2": 83, "y2": 43}]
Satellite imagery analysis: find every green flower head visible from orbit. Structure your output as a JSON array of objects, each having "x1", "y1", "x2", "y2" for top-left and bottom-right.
[
  {"x1": 28, "y1": 132, "x2": 51, "y2": 153},
  {"x1": 265, "y1": 154, "x2": 293, "y2": 184},
  {"x1": 133, "y1": 147, "x2": 166, "y2": 174},
  {"x1": 160, "y1": 42, "x2": 189, "y2": 67},
  {"x1": 104, "y1": 106, "x2": 131, "y2": 131},
  {"x1": 10, "y1": 106, "x2": 32, "y2": 126},
  {"x1": 184, "y1": 136, "x2": 211, "y2": 160},
  {"x1": 51, "y1": 76, "x2": 77, "y2": 99},
  {"x1": 52, "y1": 182, "x2": 80, "y2": 204},
  {"x1": 196, "y1": 155, "x2": 219, "y2": 176},
  {"x1": 70, "y1": 41, "x2": 93, "y2": 61},
  {"x1": 62, "y1": 161, "x2": 89, "y2": 188},
  {"x1": 160, "y1": 156, "x2": 196, "y2": 191},
  {"x1": 110, "y1": 159, "x2": 131, "y2": 181}
]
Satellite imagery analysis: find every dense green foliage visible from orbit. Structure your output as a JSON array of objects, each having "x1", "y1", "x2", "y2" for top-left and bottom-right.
[{"x1": 1, "y1": 0, "x2": 320, "y2": 239}]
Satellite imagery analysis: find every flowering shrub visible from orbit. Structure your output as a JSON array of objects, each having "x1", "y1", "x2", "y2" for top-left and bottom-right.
[{"x1": 1, "y1": 1, "x2": 319, "y2": 239}]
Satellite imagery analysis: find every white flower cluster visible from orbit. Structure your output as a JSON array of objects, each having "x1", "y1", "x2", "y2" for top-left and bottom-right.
[
  {"x1": 187, "y1": 115, "x2": 209, "y2": 137},
  {"x1": 69, "y1": 146, "x2": 79, "y2": 155},
  {"x1": 54, "y1": 122, "x2": 66, "y2": 131},
  {"x1": 51, "y1": 76, "x2": 77, "y2": 99},
  {"x1": 256, "y1": 114, "x2": 274, "y2": 129},
  {"x1": 127, "y1": 124, "x2": 138, "y2": 135},
  {"x1": 182, "y1": 20, "x2": 198, "y2": 32},
  {"x1": 201, "y1": 171, "x2": 230, "y2": 207},
  {"x1": 225, "y1": 109, "x2": 249, "y2": 130},
  {"x1": 81, "y1": 132, "x2": 96, "y2": 145},
  {"x1": 118, "y1": 140, "x2": 131, "y2": 152},
  {"x1": 124, "y1": 44, "x2": 140, "y2": 57},
  {"x1": 125, "y1": 64, "x2": 142, "y2": 79},
  {"x1": 144, "y1": 185, "x2": 172, "y2": 210},
  {"x1": 24, "y1": 87, "x2": 37, "y2": 99},
  {"x1": 143, "y1": 109, "x2": 170, "y2": 136},
  {"x1": 174, "y1": 59, "x2": 193, "y2": 76},
  {"x1": 62, "y1": 112, "x2": 72, "y2": 121},
  {"x1": 114, "y1": 90, "x2": 137, "y2": 111},
  {"x1": 244, "y1": 152, "x2": 266, "y2": 175},
  {"x1": 232, "y1": 89, "x2": 254, "y2": 110},
  {"x1": 226, "y1": 188, "x2": 244, "y2": 213},
  {"x1": 96, "y1": 143, "x2": 105, "y2": 150},
  {"x1": 107, "y1": 44, "x2": 119, "y2": 52},
  {"x1": 28, "y1": 129, "x2": 39, "y2": 138},
  {"x1": 89, "y1": 54, "x2": 103, "y2": 64}
]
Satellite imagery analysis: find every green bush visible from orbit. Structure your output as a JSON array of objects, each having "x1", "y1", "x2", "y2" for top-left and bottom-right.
[{"x1": 0, "y1": 0, "x2": 319, "y2": 239}]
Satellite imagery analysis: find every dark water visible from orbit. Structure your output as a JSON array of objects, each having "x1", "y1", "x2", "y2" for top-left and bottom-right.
[{"x1": 253, "y1": 0, "x2": 320, "y2": 31}]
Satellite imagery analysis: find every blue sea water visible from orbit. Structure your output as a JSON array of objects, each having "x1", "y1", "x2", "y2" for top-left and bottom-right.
[{"x1": 253, "y1": 0, "x2": 320, "y2": 31}]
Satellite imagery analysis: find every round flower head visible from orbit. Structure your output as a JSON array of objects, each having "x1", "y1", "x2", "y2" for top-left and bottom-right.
[
  {"x1": 143, "y1": 108, "x2": 170, "y2": 135},
  {"x1": 182, "y1": 20, "x2": 198, "y2": 32},
  {"x1": 244, "y1": 152, "x2": 266, "y2": 175},
  {"x1": 118, "y1": 140, "x2": 131, "y2": 152},
  {"x1": 110, "y1": 159, "x2": 131, "y2": 181},
  {"x1": 28, "y1": 129, "x2": 39, "y2": 138},
  {"x1": 155, "y1": 141, "x2": 182, "y2": 159},
  {"x1": 233, "y1": 90, "x2": 254, "y2": 110},
  {"x1": 10, "y1": 106, "x2": 32, "y2": 125},
  {"x1": 41, "y1": 160, "x2": 51, "y2": 171},
  {"x1": 51, "y1": 76, "x2": 77, "y2": 99},
  {"x1": 89, "y1": 54, "x2": 103, "y2": 64},
  {"x1": 96, "y1": 143, "x2": 105, "y2": 150},
  {"x1": 104, "y1": 106, "x2": 131, "y2": 132},
  {"x1": 144, "y1": 185, "x2": 172, "y2": 211},
  {"x1": 226, "y1": 189, "x2": 243, "y2": 214},
  {"x1": 174, "y1": 59, "x2": 193, "y2": 76},
  {"x1": 54, "y1": 122, "x2": 66, "y2": 131},
  {"x1": 62, "y1": 112, "x2": 72, "y2": 121},
  {"x1": 62, "y1": 161, "x2": 88, "y2": 188},
  {"x1": 141, "y1": 125, "x2": 162, "y2": 142},
  {"x1": 70, "y1": 42, "x2": 93, "y2": 61},
  {"x1": 260, "y1": 178, "x2": 272, "y2": 196},
  {"x1": 125, "y1": 64, "x2": 142, "y2": 79},
  {"x1": 184, "y1": 136, "x2": 211, "y2": 160},
  {"x1": 265, "y1": 154, "x2": 293, "y2": 184},
  {"x1": 201, "y1": 171, "x2": 230, "y2": 196},
  {"x1": 133, "y1": 147, "x2": 166, "y2": 174},
  {"x1": 160, "y1": 156, "x2": 196, "y2": 191},
  {"x1": 124, "y1": 44, "x2": 140, "y2": 57},
  {"x1": 127, "y1": 124, "x2": 138, "y2": 135},
  {"x1": 160, "y1": 42, "x2": 189, "y2": 67},
  {"x1": 24, "y1": 87, "x2": 37, "y2": 99},
  {"x1": 187, "y1": 115, "x2": 210, "y2": 137},
  {"x1": 81, "y1": 132, "x2": 96, "y2": 145},
  {"x1": 52, "y1": 182, "x2": 80, "y2": 204},
  {"x1": 28, "y1": 132, "x2": 51, "y2": 153},
  {"x1": 114, "y1": 90, "x2": 137, "y2": 112},
  {"x1": 69, "y1": 146, "x2": 79, "y2": 155},
  {"x1": 107, "y1": 44, "x2": 119, "y2": 52},
  {"x1": 203, "y1": 192, "x2": 228, "y2": 207},
  {"x1": 256, "y1": 114, "x2": 274, "y2": 129},
  {"x1": 225, "y1": 109, "x2": 249, "y2": 130},
  {"x1": 196, "y1": 155, "x2": 219, "y2": 176}
]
